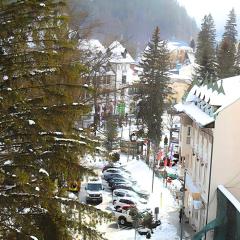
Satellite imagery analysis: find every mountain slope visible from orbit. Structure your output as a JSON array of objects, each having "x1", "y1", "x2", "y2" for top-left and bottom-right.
[{"x1": 70, "y1": 0, "x2": 198, "y2": 53}]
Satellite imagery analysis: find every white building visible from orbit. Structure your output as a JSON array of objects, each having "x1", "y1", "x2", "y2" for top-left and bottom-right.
[
  {"x1": 108, "y1": 41, "x2": 136, "y2": 114},
  {"x1": 175, "y1": 76, "x2": 240, "y2": 238}
]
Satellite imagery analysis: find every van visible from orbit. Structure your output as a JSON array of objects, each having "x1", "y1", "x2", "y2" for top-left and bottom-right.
[{"x1": 85, "y1": 178, "x2": 104, "y2": 203}]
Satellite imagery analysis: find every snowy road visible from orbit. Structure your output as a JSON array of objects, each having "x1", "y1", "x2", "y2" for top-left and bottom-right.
[{"x1": 80, "y1": 154, "x2": 194, "y2": 240}]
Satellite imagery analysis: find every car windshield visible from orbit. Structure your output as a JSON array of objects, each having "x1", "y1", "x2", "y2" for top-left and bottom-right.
[{"x1": 87, "y1": 183, "x2": 102, "y2": 191}]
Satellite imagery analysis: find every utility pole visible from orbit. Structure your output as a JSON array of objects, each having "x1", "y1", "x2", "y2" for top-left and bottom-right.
[
  {"x1": 151, "y1": 143, "x2": 157, "y2": 193},
  {"x1": 180, "y1": 169, "x2": 187, "y2": 240}
]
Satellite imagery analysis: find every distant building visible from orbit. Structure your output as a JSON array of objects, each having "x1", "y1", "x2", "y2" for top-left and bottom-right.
[
  {"x1": 107, "y1": 41, "x2": 136, "y2": 114},
  {"x1": 175, "y1": 76, "x2": 240, "y2": 239}
]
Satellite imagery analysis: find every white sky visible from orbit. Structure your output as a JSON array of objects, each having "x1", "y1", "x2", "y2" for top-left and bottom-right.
[{"x1": 177, "y1": 0, "x2": 240, "y2": 37}]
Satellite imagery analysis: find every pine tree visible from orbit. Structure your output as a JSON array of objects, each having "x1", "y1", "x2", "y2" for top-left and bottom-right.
[
  {"x1": 0, "y1": 1, "x2": 109, "y2": 239},
  {"x1": 138, "y1": 26, "x2": 171, "y2": 147},
  {"x1": 217, "y1": 8, "x2": 238, "y2": 79},
  {"x1": 194, "y1": 14, "x2": 218, "y2": 85},
  {"x1": 235, "y1": 42, "x2": 240, "y2": 74},
  {"x1": 190, "y1": 38, "x2": 196, "y2": 52}
]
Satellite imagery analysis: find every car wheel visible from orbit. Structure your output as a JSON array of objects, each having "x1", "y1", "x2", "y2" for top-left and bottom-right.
[
  {"x1": 118, "y1": 217, "x2": 127, "y2": 225},
  {"x1": 115, "y1": 205, "x2": 121, "y2": 210}
]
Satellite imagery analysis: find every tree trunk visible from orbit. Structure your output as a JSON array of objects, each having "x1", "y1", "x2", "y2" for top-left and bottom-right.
[{"x1": 146, "y1": 140, "x2": 150, "y2": 165}]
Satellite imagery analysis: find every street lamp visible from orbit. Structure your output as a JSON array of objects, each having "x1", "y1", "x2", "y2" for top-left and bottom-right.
[{"x1": 180, "y1": 168, "x2": 187, "y2": 240}]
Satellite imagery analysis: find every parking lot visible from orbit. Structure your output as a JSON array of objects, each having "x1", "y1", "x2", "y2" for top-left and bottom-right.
[{"x1": 76, "y1": 154, "x2": 194, "y2": 240}]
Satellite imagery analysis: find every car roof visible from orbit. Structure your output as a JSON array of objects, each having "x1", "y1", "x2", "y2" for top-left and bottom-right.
[
  {"x1": 87, "y1": 178, "x2": 102, "y2": 184},
  {"x1": 105, "y1": 168, "x2": 121, "y2": 171},
  {"x1": 113, "y1": 189, "x2": 137, "y2": 195},
  {"x1": 117, "y1": 197, "x2": 136, "y2": 202}
]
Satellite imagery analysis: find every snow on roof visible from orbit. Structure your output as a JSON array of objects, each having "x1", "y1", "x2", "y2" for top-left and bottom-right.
[
  {"x1": 187, "y1": 76, "x2": 240, "y2": 108},
  {"x1": 175, "y1": 75, "x2": 240, "y2": 126},
  {"x1": 175, "y1": 102, "x2": 214, "y2": 127},
  {"x1": 79, "y1": 39, "x2": 106, "y2": 54},
  {"x1": 167, "y1": 41, "x2": 193, "y2": 52},
  {"x1": 108, "y1": 41, "x2": 135, "y2": 64},
  {"x1": 187, "y1": 52, "x2": 195, "y2": 64}
]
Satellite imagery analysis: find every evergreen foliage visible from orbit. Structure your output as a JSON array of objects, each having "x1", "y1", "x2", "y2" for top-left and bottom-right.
[
  {"x1": 190, "y1": 39, "x2": 196, "y2": 52},
  {"x1": 217, "y1": 9, "x2": 238, "y2": 79},
  {"x1": 138, "y1": 27, "x2": 171, "y2": 146},
  {"x1": 194, "y1": 14, "x2": 218, "y2": 86},
  {"x1": 0, "y1": 1, "x2": 110, "y2": 239},
  {"x1": 105, "y1": 116, "x2": 118, "y2": 151},
  {"x1": 235, "y1": 42, "x2": 240, "y2": 74}
]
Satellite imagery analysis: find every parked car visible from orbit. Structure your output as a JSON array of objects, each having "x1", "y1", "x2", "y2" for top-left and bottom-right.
[
  {"x1": 114, "y1": 185, "x2": 149, "y2": 199},
  {"x1": 113, "y1": 197, "x2": 137, "y2": 210},
  {"x1": 103, "y1": 169, "x2": 132, "y2": 180},
  {"x1": 113, "y1": 189, "x2": 148, "y2": 204},
  {"x1": 104, "y1": 173, "x2": 129, "y2": 181},
  {"x1": 108, "y1": 178, "x2": 132, "y2": 187},
  {"x1": 112, "y1": 207, "x2": 153, "y2": 226},
  {"x1": 102, "y1": 163, "x2": 122, "y2": 173},
  {"x1": 85, "y1": 178, "x2": 104, "y2": 204},
  {"x1": 112, "y1": 208, "x2": 136, "y2": 225}
]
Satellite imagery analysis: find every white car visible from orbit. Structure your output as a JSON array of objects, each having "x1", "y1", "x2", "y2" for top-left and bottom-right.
[
  {"x1": 113, "y1": 189, "x2": 148, "y2": 204},
  {"x1": 103, "y1": 168, "x2": 130, "y2": 177},
  {"x1": 103, "y1": 168, "x2": 135, "y2": 182},
  {"x1": 113, "y1": 197, "x2": 137, "y2": 210},
  {"x1": 113, "y1": 197, "x2": 146, "y2": 210},
  {"x1": 85, "y1": 179, "x2": 104, "y2": 203}
]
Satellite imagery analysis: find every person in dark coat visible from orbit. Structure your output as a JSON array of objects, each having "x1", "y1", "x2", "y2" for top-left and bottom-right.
[{"x1": 179, "y1": 208, "x2": 183, "y2": 223}]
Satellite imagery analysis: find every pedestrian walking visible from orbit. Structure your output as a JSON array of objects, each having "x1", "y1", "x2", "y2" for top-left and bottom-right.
[{"x1": 179, "y1": 208, "x2": 183, "y2": 223}]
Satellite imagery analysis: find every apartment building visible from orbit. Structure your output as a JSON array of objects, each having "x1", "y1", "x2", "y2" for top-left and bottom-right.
[{"x1": 175, "y1": 76, "x2": 240, "y2": 239}]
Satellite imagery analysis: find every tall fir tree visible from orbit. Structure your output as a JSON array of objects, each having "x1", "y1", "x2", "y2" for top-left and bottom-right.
[
  {"x1": 194, "y1": 14, "x2": 218, "y2": 85},
  {"x1": 138, "y1": 26, "x2": 171, "y2": 147},
  {"x1": 0, "y1": 1, "x2": 109, "y2": 239},
  {"x1": 217, "y1": 8, "x2": 238, "y2": 79},
  {"x1": 235, "y1": 42, "x2": 240, "y2": 74}
]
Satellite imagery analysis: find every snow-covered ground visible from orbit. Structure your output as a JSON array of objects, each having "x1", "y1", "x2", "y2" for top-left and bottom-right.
[{"x1": 80, "y1": 153, "x2": 194, "y2": 240}]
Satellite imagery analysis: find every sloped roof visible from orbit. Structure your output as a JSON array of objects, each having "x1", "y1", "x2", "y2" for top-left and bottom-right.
[
  {"x1": 187, "y1": 76, "x2": 240, "y2": 107},
  {"x1": 108, "y1": 41, "x2": 135, "y2": 63},
  {"x1": 175, "y1": 102, "x2": 214, "y2": 127},
  {"x1": 79, "y1": 39, "x2": 106, "y2": 54},
  {"x1": 167, "y1": 41, "x2": 193, "y2": 52},
  {"x1": 175, "y1": 75, "x2": 240, "y2": 127}
]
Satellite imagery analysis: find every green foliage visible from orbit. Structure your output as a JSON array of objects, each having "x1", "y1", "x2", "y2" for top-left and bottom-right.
[
  {"x1": 235, "y1": 42, "x2": 240, "y2": 74},
  {"x1": 217, "y1": 9, "x2": 238, "y2": 79},
  {"x1": 105, "y1": 116, "x2": 118, "y2": 151},
  {"x1": 194, "y1": 14, "x2": 218, "y2": 85},
  {"x1": 109, "y1": 151, "x2": 120, "y2": 162},
  {"x1": 141, "y1": 212, "x2": 154, "y2": 229},
  {"x1": 0, "y1": 1, "x2": 109, "y2": 239},
  {"x1": 138, "y1": 26, "x2": 171, "y2": 146}
]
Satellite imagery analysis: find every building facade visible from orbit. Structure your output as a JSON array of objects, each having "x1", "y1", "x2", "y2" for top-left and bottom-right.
[{"x1": 176, "y1": 76, "x2": 240, "y2": 239}]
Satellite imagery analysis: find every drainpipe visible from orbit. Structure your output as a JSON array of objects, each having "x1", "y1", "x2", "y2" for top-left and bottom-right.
[{"x1": 204, "y1": 133, "x2": 214, "y2": 240}]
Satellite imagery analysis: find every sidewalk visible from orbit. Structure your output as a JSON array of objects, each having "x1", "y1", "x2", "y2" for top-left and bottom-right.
[{"x1": 119, "y1": 154, "x2": 196, "y2": 240}]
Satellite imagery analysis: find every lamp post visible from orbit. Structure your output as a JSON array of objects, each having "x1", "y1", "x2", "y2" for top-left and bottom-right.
[
  {"x1": 151, "y1": 142, "x2": 157, "y2": 193},
  {"x1": 180, "y1": 168, "x2": 187, "y2": 240}
]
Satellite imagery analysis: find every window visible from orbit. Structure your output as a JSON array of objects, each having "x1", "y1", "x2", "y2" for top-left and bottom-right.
[
  {"x1": 116, "y1": 192, "x2": 124, "y2": 197},
  {"x1": 122, "y1": 75, "x2": 126, "y2": 84},
  {"x1": 107, "y1": 76, "x2": 111, "y2": 84},
  {"x1": 186, "y1": 126, "x2": 191, "y2": 144}
]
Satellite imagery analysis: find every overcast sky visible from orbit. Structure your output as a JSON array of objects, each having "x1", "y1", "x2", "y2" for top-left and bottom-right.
[{"x1": 177, "y1": 0, "x2": 240, "y2": 38}]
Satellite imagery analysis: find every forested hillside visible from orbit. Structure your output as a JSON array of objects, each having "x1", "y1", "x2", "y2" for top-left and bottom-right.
[{"x1": 70, "y1": 0, "x2": 198, "y2": 53}]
